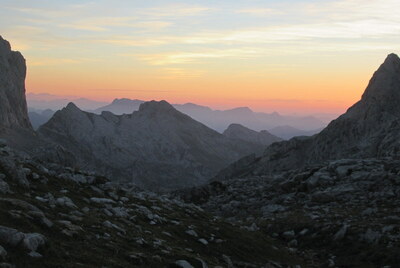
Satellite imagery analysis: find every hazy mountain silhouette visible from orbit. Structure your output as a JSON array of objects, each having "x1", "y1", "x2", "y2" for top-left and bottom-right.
[
  {"x1": 28, "y1": 109, "x2": 55, "y2": 130},
  {"x1": 269, "y1": 125, "x2": 323, "y2": 140},
  {"x1": 223, "y1": 123, "x2": 282, "y2": 146},
  {"x1": 93, "y1": 98, "x2": 144, "y2": 114},
  {"x1": 27, "y1": 93, "x2": 108, "y2": 110},
  {"x1": 94, "y1": 99, "x2": 326, "y2": 137}
]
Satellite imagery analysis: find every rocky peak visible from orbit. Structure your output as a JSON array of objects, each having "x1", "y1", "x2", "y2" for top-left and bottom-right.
[
  {"x1": 380, "y1": 53, "x2": 400, "y2": 73},
  {"x1": 0, "y1": 36, "x2": 32, "y2": 130},
  {"x1": 64, "y1": 102, "x2": 81, "y2": 112},
  {"x1": 138, "y1": 100, "x2": 178, "y2": 115},
  {"x1": 346, "y1": 53, "x2": 400, "y2": 119}
]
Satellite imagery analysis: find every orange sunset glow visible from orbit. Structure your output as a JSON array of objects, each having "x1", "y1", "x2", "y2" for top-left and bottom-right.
[{"x1": 1, "y1": 0, "x2": 400, "y2": 115}]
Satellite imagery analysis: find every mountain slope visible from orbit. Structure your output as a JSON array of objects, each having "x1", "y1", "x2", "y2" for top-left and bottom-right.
[
  {"x1": 217, "y1": 53, "x2": 400, "y2": 179},
  {"x1": 38, "y1": 101, "x2": 261, "y2": 191},
  {"x1": 223, "y1": 123, "x2": 282, "y2": 146},
  {"x1": 0, "y1": 36, "x2": 32, "y2": 130}
]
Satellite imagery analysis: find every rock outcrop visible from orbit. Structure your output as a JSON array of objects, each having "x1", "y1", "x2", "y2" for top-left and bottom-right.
[
  {"x1": 223, "y1": 123, "x2": 282, "y2": 146},
  {"x1": 0, "y1": 36, "x2": 32, "y2": 130},
  {"x1": 217, "y1": 53, "x2": 400, "y2": 179},
  {"x1": 38, "y1": 101, "x2": 261, "y2": 191}
]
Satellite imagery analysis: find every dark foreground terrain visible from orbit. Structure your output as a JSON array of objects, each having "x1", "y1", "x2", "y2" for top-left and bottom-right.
[
  {"x1": 0, "y1": 141, "x2": 305, "y2": 268},
  {"x1": 176, "y1": 158, "x2": 400, "y2": 267}
]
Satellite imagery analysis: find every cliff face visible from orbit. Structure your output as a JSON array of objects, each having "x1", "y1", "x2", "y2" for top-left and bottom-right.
[{"x1": 0, "y1": 36, "x2": 32, "y2": 130}]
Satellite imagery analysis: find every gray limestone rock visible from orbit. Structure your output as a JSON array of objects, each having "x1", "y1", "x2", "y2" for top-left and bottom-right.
[
  {"x1": 0, "y1": 36, "x2": 32, "y2": 130},
  {"x1": 0, "y1": 226, "x2": 24, "y2": 247}
]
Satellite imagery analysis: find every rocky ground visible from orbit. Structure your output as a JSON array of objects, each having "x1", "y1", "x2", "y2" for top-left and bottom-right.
[
  {"x1": 0, "y1": 140, "x2": 306, "y2": 268},
  {"x1": 176, "y1": 158, "x2": 400, "y2": 267}
]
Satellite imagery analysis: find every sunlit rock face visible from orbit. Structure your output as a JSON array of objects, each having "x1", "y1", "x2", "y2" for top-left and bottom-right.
[{"x1": 0, "y1": 36, "x2": 32, "y2": 130}]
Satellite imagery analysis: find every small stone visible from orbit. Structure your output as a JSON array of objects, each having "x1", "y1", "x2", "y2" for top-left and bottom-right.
[
  {"x1": 334, "y1": 225, "x2": 349, "y2": 241},
  {"x1": 175, "y1": 260, "x2": 194, "y2": 268},
  {"x1": 22, "y1": 233, "x2": 46, "y2": 252},
  {"x1": 198, "y1": 238, "x2": 208, "y2": 245},
  {"x1": 28, "y1": 251, "x2": 42, "y2": 258},
  {"x1": 0, "y1": 226, "x2": 25, "y2": 247},
  {"x1": 0, "y1": 245, "x2": 7, "y2": 260},
  {"x1": 288, "y1": 239, "x2": 298, "y2": 247},
  {"x1": 282, "y1": 230, "x2": 295, "y2": 240},
  {"x1": 222, "y1": 255, "x2": 234, "y2": 268},
  {"x1": 0, "y1": 179, "x2": 9, "y2": 194},
  {"x1": 185, "y1": 229, "x2": 198, "y2": 237}
]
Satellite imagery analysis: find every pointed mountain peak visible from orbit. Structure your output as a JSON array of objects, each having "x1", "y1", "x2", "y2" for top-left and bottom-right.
[
  {"x1": 0, "y1": 36, "x2": 12, "y2": 53},
  {"x1": 64, "y1": 102, "x2": 81, "y2": 112},
  {"x1": 344, "y1": 53, "x2": 400, "y2": 119},
  {"x1": 138, "y1": 100, "x2": 176, "y2": 114},
  {"x1": 378, "y1": 53, "x2": 400, "y2": 73}
]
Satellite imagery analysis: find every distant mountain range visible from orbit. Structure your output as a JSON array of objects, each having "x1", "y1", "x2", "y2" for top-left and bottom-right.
[
  {"x1": 27, "y1": 93, "x2": 108, "y2": 110},
  {"x1": 268, "y1": 125, "x2": 323, "y2": 140},
  {"x1": 37, "y1": 101, "x2": 265, "y2": 191},
  {"x1": 27, "y1": 97, "x2": 327, "y2": 139},
  {"x1": 28, "y1": 108, "x2": 55, "y2": 130},
  {"x1": 94, "y1": 99, "x2": 327, "y2": 133}
]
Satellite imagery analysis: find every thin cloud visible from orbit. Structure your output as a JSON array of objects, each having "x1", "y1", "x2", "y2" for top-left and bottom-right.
[
  {"x1": 236, "y1": 8, "x2": 282, "y2": 15},
  {"x1": 139, "y1": 4, "x2": 214, "y2": 17},
  {"x1": 161, "y1": 68, "x2": 205, "y2": 79},
  {"x1": 135, "y1": 48, "x2": 261, "y2": 65}
]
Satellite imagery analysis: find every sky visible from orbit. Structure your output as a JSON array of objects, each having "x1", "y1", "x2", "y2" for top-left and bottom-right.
[{"x1": 1, "y1": 0, "x2": 399, "y2": 115}]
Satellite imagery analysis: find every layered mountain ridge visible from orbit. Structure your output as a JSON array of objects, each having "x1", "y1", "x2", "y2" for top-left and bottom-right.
[
  {"x1": 93, "y1": 98, "x2": 326, "y2": 134},
  {"x1": 38, "y1": 100, "x2": 263, "y2": 191}
]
